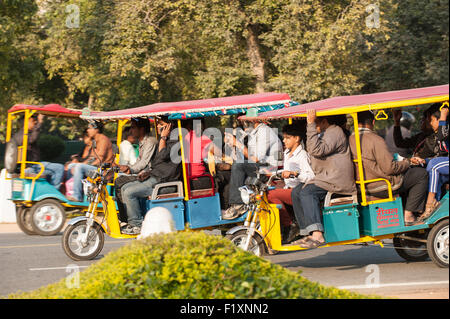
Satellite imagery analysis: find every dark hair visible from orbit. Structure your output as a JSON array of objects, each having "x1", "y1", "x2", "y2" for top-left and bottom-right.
[
  {"x1": 282, "y1": 122, "x2": 306, "y2": 141},
  {"x1": 131, "y1": 118, "x2": 151, "y2": 134},
  {"x1": 82, "y1": 128, "x2": 89, "y2": 137},
  {"x1": 123, "y1": 126, "x2": 133, "y2": 140},
  {"x1": 357, "y1": 111, "x2": 375, "y2": 125},
  {"x1": 88, "y1": 121, "x2": 104, "y2": 133},
  {"x1": 424, "y1": 103, "x2": 441, "y2": 118}
]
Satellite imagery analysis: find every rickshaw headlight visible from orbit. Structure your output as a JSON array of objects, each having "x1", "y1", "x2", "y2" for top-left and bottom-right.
[
  {"x1": 82, "y1": 179, "x2": 94, "y2": 195},
  {"x1": 239, "y1": 186, "x2": 254, "y2": 205}
]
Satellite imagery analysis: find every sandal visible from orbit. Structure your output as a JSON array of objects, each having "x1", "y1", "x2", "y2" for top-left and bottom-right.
[
  {"x1": 417, "y1": 202, "x2": 440, "y2": 222},
  {"x1": 290, "y1": 236, "x2": 309, "y2": 246},
  {"x1": 299, "y1": 237, "x2": 326, "y2": 249}
]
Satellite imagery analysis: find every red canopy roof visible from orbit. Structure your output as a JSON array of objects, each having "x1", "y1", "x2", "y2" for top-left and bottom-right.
[
  {"x1": 81, "y1": 93, "x2": 292, "y2": 120},
  {"x1": 8, "y1": 104, "x2": 82, "y2": 118},
  {"x1": 255, "y1": 84, "x2": 449, "y2": 119}
]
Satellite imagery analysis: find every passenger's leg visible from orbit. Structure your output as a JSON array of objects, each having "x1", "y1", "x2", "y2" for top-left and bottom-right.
[
  {"x1": 398, "y1": 167, "x2": 428, "y2": 223},
  {"x1": 291, "y1": 182, "x2": 307, "y2": 234},
  {"x1": 122, "y1": 177, "x2": 158, "y2": 229},
  {"x1": 42, "y1": 162, "x2": 65, "y2": 189},
  {"x1": 427, "y1": 157, "x2": 449, "y2": 202},
  {"x1": 298, "y1": 184, "x2": 328, "y2": 243},
  {"x1": 267, "y1": 188, "x2": 294, "y2": 227},
  {"x1": 418, "y1": 158, "x2": 449, "y2": 221},
  {"x1": 71, "y1": 163, "x2": 97, "y2": 201},
  {"x1": 227, "y1": 163, "x2": 258, "y2": 205}
]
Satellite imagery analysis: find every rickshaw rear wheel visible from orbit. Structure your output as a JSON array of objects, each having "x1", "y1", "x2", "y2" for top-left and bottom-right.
[
  {"x1": 16, "y1": 206, "x2": 36, "y2": 235},
  {"x1": 427, "y1": 219, "x2": 449, "y2": 268},
  {"x1": 226, "y1": 229, "x2": 267, "y2": 257},
  {"x1": 30, "y1": 199, "x2": 66, "y2": 236},
  {"x1": 393, "y1": 231, "x2": 429, "y2": 262},
  {"x1": 62, "y1": 220, "x2": 104, "y2": 261}
]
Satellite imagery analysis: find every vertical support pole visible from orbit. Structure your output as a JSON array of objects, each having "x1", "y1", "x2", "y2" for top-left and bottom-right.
[
  {"x1": 20, "y1": 110, "x2": 34, "y2": 178},
  {"x1": 350, "y1": 112, "x2": 367, "y2": 206},
  {"x1": 177, "y1": 119, "x2": 189, "y2": 201}
]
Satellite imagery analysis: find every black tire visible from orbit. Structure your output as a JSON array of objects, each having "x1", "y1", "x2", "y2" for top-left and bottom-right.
[
  {"x1": 30, "y1": 199, "x2": 66, "y2": 236},
  {"x1": 393, "y1": 233, "x2": 429, "y2": 262},
  {"x1": 16, "y1": 207, "x2": 36, "y2": 235},
  {"x1": 427, "y1": 219, "x2": 449, "y2": 268},
  {"x1": 226, "y1": 229, "x2": 267, "y2": 256},
  {"x1": 62, "y1": 220, "x2": 104, "y2": 261}
]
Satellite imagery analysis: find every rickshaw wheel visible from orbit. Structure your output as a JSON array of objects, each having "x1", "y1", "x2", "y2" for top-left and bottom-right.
[
  {"x1": 427, "y1": 219, "x2": 449, "y2": 268},
  {"x1": 393, "y1": 232, "x2": 429, "y2": 262},
  {"x1": 30, "y1": 199, "x2": 66, "y2": 236},
  {"x1": 226, "y1": 229, "x2": 267, "y2": 257},
  {"x1": 62, "y1": 220, "x2": 104, "y2": 261},
  {"x1": 16, "y1": 206, "x2": 37, "y2": 235}
]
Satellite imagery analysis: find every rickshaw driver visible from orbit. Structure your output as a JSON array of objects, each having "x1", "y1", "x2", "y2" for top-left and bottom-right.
[
  {"x1": 114, "y1": 118, "x2": 158, "y2": 223},
  {"x1": 13, "y1": 114, "x2": 65, "y2": 189},
  {"x1": 349, "y1": 111, "x2": 428, "y2": 226},
  {"x1": 66, "y1": 121, "x2": 114, "y2": 202},
  {"x1": 290, "y1": 110, "x2": 356, "y2": 249},
  {"x1": 120, "y1": 117, "x2": 182, "y2": 235}
]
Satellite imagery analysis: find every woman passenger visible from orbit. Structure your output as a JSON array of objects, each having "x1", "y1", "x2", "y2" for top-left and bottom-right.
[{"x1": 267, "y1": 123, "x2": 314, "y2": 244}]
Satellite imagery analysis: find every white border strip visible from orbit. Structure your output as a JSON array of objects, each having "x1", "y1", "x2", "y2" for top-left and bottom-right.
[{"x1": 338, "y1": 280, "x2": 449, "y2": 290}]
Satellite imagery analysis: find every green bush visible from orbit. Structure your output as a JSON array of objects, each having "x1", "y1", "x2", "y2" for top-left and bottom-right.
[
  {"x1": 9, "y1": 232, "x2": 377, "y2": 299},
  {"x1": 37, "y1": 134, "x2": 65, "y2": 162}
]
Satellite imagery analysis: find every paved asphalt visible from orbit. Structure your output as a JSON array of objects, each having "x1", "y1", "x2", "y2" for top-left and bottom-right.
[{"x1": 0, "y1": 228, "x2": 448, "y2": 299}]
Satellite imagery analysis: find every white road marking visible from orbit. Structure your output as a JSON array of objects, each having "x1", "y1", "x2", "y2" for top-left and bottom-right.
[
  {"x1": 29, "y1": 266, "x2": 89, "y2": 271},
  {"x1": 338, "y1": 280, "x2": 449, "y2": 289}
]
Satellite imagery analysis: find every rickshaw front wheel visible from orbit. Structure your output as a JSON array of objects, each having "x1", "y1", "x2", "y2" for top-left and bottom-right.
[
  {"x1": 226, "y1": 229, "x2": 266, "y2": 257},
  {"x1": 427, "y1": 219, "x2": 449, "y2": 268},
  {"x1": 30, "y1": 199, "x2": 66, "y2": 236},
  {"x1": 62, "y1": 220, "x2": 104, "y2": 261},
  {"x1": 16, "y1": 206, "x2": 36, "y2": 236}
]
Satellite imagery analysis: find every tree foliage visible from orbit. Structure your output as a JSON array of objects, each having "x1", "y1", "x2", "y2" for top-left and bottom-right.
[{"x1": 0, "y1": 0, "x2": 448, "y2": 142}]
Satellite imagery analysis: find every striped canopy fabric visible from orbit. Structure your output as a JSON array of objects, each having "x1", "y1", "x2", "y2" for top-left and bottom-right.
[{"x1": 80, "y1": 93, "x2": 295, "y2": 120}]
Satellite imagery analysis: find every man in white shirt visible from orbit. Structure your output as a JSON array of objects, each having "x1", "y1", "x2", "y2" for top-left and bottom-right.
[
  {"x1": 267, "y1": 123, "x2": 314, "y2": 243},
  {"x1": 222, "y1": 118, "x2": 282, "y2": 220},
  {"x1": 119, "y1": 127, "x2": 138, "y2": 166}
]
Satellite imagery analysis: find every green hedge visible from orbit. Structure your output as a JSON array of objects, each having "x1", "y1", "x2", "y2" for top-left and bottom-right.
[{"x1": 9, "y1": 231, "x2": 377, "y2": 299}]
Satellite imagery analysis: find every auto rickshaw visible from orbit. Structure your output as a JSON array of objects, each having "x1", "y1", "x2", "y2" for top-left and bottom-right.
[
  {"x1": 61, "y1": 92, "x2": 299, "y2": 260},
  {"x1": 3, "y1": 104, "x2": 104, "y2": 236},
  {"x1": 226, "y1": 84, "x2": 449, "y2": 268}
]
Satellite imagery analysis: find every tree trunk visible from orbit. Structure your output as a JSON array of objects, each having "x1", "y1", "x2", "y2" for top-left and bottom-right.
[
  {"x1": 245, "y1": 24, "x2": 266, "y2": 93},
  {"x1": 88, "y1": 94, "x2": 95, "y2": 109}
]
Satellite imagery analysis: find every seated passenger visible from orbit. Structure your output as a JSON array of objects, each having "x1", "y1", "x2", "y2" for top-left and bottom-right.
[
  {"x1": 222, "y1": 117, "x2": 282, "y2": 220},
  {"x1": 121, "y1": 117, "x2": 181, "y2": 235},
  {"x1": 66, "y1": 121, "x2": 114, "y2": 202},
  {"x1": 267, "y1": 123, "x2": 314, "y2": 244},
  {"x1": 291, "y1": 110, "x2": 356, "y2": 248},
  {"x1": 411, "y1": 106, "x2": 449, "y2": 221},
  {"x1": 67, "y1": 129, "x2": 94, "y2": 164},
  {"x1": 183, "y1": 119, "x2": 214, "y2": 188},
  {"x1": 118, "y1": 127, "x2": 138, "y2": 166},
  {"x1": 393, "y1": 103, "x2": 441, "y2": 159},
  {"x1": 115, "y1": 118, "x2": 158, "y2": 222},
  {"x1": 13, "y1": 114, "x2": 64, "y2": 189},
  {"x1": 349, "y1": 111, "x2": 428, "y2": 226}
]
